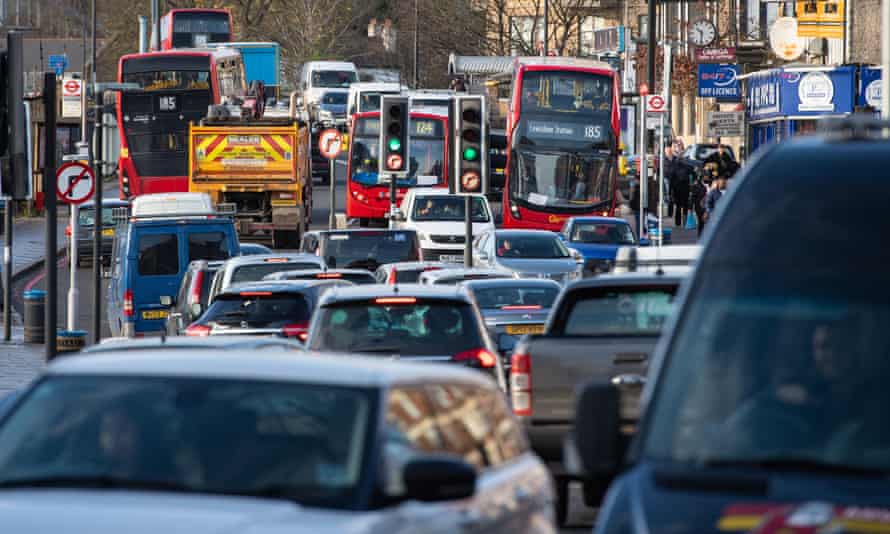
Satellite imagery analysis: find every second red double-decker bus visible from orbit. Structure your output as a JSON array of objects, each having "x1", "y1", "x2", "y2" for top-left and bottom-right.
[
  {"x1": 160, "y1": 8, "x2": 233, "y2": 50},
  {"x1": 346, "y1": 110, "x2": 449, "y2": 226},
  {"x1": 117, "y1": 48, "x2": 246, "y2": 197},
  {"x1": 502, "y1": 57, "x2": 620, "y2": 231}
]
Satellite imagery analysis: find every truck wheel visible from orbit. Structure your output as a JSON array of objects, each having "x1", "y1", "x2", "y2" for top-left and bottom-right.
[
  {"x1": 273, "y1": 230, "x2": 300, "y2": 250},
  {"x1": 555, "y1": 479, "x2": 570, "y2": 527}
]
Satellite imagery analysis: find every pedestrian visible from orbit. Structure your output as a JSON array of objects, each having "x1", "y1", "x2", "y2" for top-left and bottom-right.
[
  {"x1": 689, "y1": 174, "x2": 708, "y2": 237},
  {"x1": 670, "y1": 156, "x2": 691, "y2": 228},
  {"x1": 705, "y1": 175, "x2": 727, "y2": 222},
  {"x1": 704, "y1": 145, "x2": 738, "y2": 180},
  {"x1": 662, "y1": 145, "x2": 677, "y2": 219}
]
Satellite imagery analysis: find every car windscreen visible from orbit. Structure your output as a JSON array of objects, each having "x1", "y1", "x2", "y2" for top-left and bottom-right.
[
  {"x1": 310, "y1": 300, "x2": 483, "y2": 356},
  {"x1": 473, "y1": 285, "x2": 559, "y2": 309},
  {"x1": 138, "y1": 233, "x2": 179, "y2": 276},
  {"x1": 561, "y1": 286, "x2": 677, "y2": 336},
  {"x1": 78, "y1": 207, "x2": 116, "y2": 227},
  {"x1": 322, "y1": 232, "x2": 418, "y2": 270},
  {"x1": 322, "y1": 92, "x2": 347, "y2": 105},
  {"x1": 188, "y1": 232, "x2": 231, "y2": 262},
  {"x1": 496, "y1": 234, "x2": 570, "y2": 259},
  {"x1": 282, "y1": 273, "x2": 376, "y2": 285},
  {"x1": 642, "y1": 145, "x2": 890, "y2": 473},
  {"x1": 0, "y1": 376, "x2": 373, "y2": 509},
  {"x1": 312, "y1": 70, "x2": 357, "y2": 88},
  {"x1": 204, "y1": 292, "x2": 311, "y2": 328},
  {"x1": 412, "y1": 196, "x2": 489, "y2": 222},
  {"x1": 570, "y1": 222, "x2": 635, "y2": 245},
  {"x1": 230, "y1": 262, "x2": 321, "y2": 285}
]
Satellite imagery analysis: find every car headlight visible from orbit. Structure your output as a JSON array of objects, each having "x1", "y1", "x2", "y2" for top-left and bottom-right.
[{"x1": 416, "y1": 231, "x2": 428, "y2": 241}]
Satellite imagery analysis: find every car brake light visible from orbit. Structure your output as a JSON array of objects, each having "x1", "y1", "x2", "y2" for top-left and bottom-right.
[
  {"x1": 511, "y1": 351, "x2": 532, "y2": 416},
  {"x1": 188, "y1": 270, "x2": 204, "y2": 307},
  {"x1": 375, "y1": 297, "x2": 417, "y2": 305},
  {"x1": 240, "y1": 291, "x2": 273, "y2": 297},
  {"x1": 453, "y1": 348, "x2": 498, "y2": 368},
  {"x1": 264, "y1": 258, "x2": 290, "y2": 263},
  {"x1": 501, "y1": 305, "x2": 542, "y2": 310},
  {"x1": 65, "y1": 225, "x2": 72, "y2": 237},
  {"x1": 387, "y1": 269, "x2": 397, "y2": 284},
  {"x1": 316, "y1": 272, "x2": 342, "y2": 279},
  {"x1": 124, "y1": 289, "x2": 134, "y2": 317},
  {"x1": 185, "y1": 324, "x2": 211, "y2": 337},
  {"x1": 282, "y1": 321, "x2": 309, "y2": 341}
]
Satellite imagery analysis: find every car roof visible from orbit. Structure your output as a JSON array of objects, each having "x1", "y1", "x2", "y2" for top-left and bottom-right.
[
  {"x1": 565, "y1": 272, "x2": 684, "y2": 290},
  {"x1": 221, "y1": 253, "x2": 324, "y2": 268},
  {"x1": 408, "y1": 188, "x2": 486, "y2": 199},
  {"x1": 47, "y1": 350, "x2": 493, "y2": 389},
  {"x1": 82, "y1": 335, "x2": 305, "y2": 354},
  {"x1": 492, "y1": 229, "x2": 559, "y2": 237},
  {"x1": 460, "y1": 277, "x2": 562, "y2": 290},
  {"x1": 187, "y1": 259, "x2": 225, "y2": 270},
  {"x1": 312, "y1": 229, "x2": 417, "y2": 236},
  {"x1": 567, "y1": 216, "x2": 629, "y2": 225},
  {"x1": 266, "y1": 268, "x2": 375, "y2": 279},
  {"x1": 378, "y1": 261, "x2": 456, "y2": 271},
  {"x1": 318, "y1": 283, "x2": 471, "y2": 305},
  {"x1": 218, "y1": 279, "x2": 346, "y2": 296},
  {"x1": 81, "y1": 199, "x2": 129, "y2": 209}
]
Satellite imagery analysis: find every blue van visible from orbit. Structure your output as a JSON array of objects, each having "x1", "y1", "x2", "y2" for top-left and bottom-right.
[{"x1": 107, "y1": 198, "x2": 238, "y2": 337}]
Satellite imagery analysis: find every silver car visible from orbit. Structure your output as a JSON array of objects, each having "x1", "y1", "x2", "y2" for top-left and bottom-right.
[
  {"x1": 206, "y1": 253, "x2": 327, "y2": 303},
  {"x1": 472, "y1": 229, "x2": 583, "y2": 284},
  {"x1": 0, "y1": 349, "x2": 556, "y2": 533}
]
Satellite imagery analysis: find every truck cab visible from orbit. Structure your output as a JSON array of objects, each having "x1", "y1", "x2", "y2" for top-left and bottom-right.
[
  {"x1": 297, "y1": 61, "x2": 358, "y2": 121},
  {"x1": 107, "y1": 193, "x2": 239, "y2": 338}
]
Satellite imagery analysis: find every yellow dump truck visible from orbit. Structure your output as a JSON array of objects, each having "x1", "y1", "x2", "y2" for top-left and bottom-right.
[{"x1": 189, "y1": 119, "x2": 311, "y2": 249}]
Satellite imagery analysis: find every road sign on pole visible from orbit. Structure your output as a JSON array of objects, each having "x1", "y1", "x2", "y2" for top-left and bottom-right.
[
  {"x1": 56, "y1": 161, "x2": 95, "y2": 205},
  {"x1": 646, "y1": 94, "x2": 666, "y2": 113},
  {"x1": 318, "y1": 129, "x2": 342, "y2": 230}
]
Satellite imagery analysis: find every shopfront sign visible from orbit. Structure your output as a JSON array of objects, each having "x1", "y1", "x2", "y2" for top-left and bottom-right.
[
  {"x1": 698, "y1": 63, "x2": 741, "y2": 100},
  {"x1": 858, "y1": 67, "x2": 882, "y2": 111},
  {"x1": 797, "y1": 71, "x2": 835, "y2": 111},
  {"x1": 746, "y1": 66, "x2": 855, "y2": 121}
]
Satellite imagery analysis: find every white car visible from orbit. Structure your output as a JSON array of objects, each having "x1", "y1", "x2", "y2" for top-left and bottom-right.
[
  {"x1": 396, "y1": 189, "x2": 495, "y2": 264},
  {"x1": 0, "y1": 348, "x2": 557, "y2": 534}
]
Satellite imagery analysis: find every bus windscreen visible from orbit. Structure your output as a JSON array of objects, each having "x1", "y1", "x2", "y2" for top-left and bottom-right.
[{"x1": 350, "y1": 117, "x2": 445, "y2": 187}]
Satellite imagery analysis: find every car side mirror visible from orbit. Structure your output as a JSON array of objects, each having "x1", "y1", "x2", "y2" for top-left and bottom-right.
[
  {"x1": 402, "y1": 456, "x2": 476, "y2": 502},
  {"x1": 568, "y1": 248, "x2": 584, "y2": 263},
  {"x1": 160, "y1": 295, "x2": 174, "y2": 307},
  {"x1": 574, "y1": 381, "x2": 625, "y2": 477}
]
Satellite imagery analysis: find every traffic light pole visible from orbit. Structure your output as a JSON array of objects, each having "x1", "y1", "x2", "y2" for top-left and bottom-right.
[
  {"x1": 91, "y1": 95, "x2": 104, "y2": 344},
  {"x1": 388, "y1": 175, "x2": 397, "y2": 230},
  {"x1": 3, "y1": 201, "x2": 12, "y2": 341},
  {"x1": 44, "y1": 72, "x2": 58, "y2": 361},
  {"x1": 464, "y1": 195, "x2": 472, "y2": 268}
]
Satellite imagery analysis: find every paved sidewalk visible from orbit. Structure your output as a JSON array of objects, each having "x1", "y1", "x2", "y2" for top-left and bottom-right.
[{"x1": 0, "y1": 327, "x2": 45, "y2": 394}]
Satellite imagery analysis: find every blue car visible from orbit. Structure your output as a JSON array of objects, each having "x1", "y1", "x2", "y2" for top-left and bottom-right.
[
  {"x1": 107, "y1": 200, "x2": 239, "y2": 338},
  {"x1": 559, "y1": 216, "x2": 639, "y2": 276}
]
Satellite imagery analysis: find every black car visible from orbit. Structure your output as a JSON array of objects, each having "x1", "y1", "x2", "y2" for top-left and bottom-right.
[
  {"x1": 68, "y1": 199, "x2": 129, "y2": 266},
  {"x1": 186, "y1": 280, "x2": 351, "y2": 341},
  {"x1": 300, "y1": 229, "x2": 421, "y2": 272},
  {"x1": 164, "y1": 260, "x2": 225, "y2": 336},
  {"x1": 306, "y1": 284, "x2": 507, "y2": 391},
  {"x1": 461, "y1": 278, "x2": 561, "y2": 354},
  {"x1": 575, "y1": 121, "x2": 890, "y2": 532}
]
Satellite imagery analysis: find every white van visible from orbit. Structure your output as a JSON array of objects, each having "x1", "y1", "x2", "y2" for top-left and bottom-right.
[
  {"x1": 297, "y1": 61, "x2": 358, "y2": 114},
  {"x1": 347, "y1": 82, "x2": 404, "y2": 124}
]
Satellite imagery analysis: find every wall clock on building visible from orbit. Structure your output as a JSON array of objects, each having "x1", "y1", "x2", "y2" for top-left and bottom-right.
[{"x1": 689, "y1": 19, "x2": 717, "y2": 47}]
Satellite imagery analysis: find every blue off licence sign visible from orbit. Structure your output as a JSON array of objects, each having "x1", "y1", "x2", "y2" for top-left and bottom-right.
[{"x1": 698, "y1": 63, "x2": 740, "y2": 100}]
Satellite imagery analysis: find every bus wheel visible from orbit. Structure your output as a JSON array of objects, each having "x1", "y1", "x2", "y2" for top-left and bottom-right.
[{"x1": 273, "y1": 230, "x2": 300, "y2": 250}]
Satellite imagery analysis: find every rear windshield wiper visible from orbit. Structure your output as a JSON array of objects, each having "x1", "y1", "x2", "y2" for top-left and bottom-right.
[{"x1": 0, "y1": 475, "x2": 196, "y2": 492}]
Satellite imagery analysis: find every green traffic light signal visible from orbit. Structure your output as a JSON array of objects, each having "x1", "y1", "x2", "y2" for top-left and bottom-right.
[
  {"x1": 463, "y1": 146, "x2": 479, "y2": 161},
  {"x1": 388, "y1": 137, "x2": 401, "y2": 152}
]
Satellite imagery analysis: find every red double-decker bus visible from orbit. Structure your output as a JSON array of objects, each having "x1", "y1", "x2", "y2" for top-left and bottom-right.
[
  {"x1": 117, "y1": 48, "x2": 246, "y2": 197},
  {"x1": 502, "y1": 57, "x2": 620, "y2": 231},
  {"x1": 346, "y1": 110, "x2": 449, "y2": 226},
  {"x1": 160, "y1": 8, "x2": 233, "y2": 50}
]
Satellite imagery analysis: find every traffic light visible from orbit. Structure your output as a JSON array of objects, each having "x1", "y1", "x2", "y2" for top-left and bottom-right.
[
  {"x1": 453, "y1": 95, "x2": 487, "y2": 195},
  {"x1": 378, "y1": 95, "x2": 410, "y2": 178},
  {"x1": 2, "y1": 32, "x2": 29, "y2": 200}
]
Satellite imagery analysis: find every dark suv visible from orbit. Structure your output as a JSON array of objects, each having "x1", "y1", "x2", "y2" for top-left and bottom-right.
[{"x1": 574, "y1": 122, "x2": 890, "y2": 530}]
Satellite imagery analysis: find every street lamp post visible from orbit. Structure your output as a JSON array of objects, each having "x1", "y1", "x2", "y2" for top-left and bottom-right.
[{"x1": 413, "y1": 0, "x2": 419, "y2": 87}]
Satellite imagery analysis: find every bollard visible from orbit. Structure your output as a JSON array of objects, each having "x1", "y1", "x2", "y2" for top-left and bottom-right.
[
  {"x1": 23, "y1": 289, "x2": 46, "y2": 344},
  {"x1": 57, "y1": 330, "x2": 87, "y2": 354}
]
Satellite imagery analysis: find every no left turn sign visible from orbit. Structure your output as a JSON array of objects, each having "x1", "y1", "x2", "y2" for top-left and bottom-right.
[
  {"x1": 56, "y1": 161, "x2": 95, "y2": 205},
  {"x1": 646, "y1": 94, "x2": 666, "y2": 113},
  {"x1": 318, "y1": 129, "x2": 343, "y2": 160}
]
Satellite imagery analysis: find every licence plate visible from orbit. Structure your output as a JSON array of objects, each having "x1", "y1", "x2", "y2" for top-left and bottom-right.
[
  {"x1": 439, "y1": 254, "x2": 463, "y2": 263},
  {"x1": 102, "y1": 228, "x2": 114, "y2": 237},
  {"x1": 506, "y1": 324, "x2": 545, "y2": 335},
  {"x1": 142, "y1": 310, "x2": 168, "y2": 320}
]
